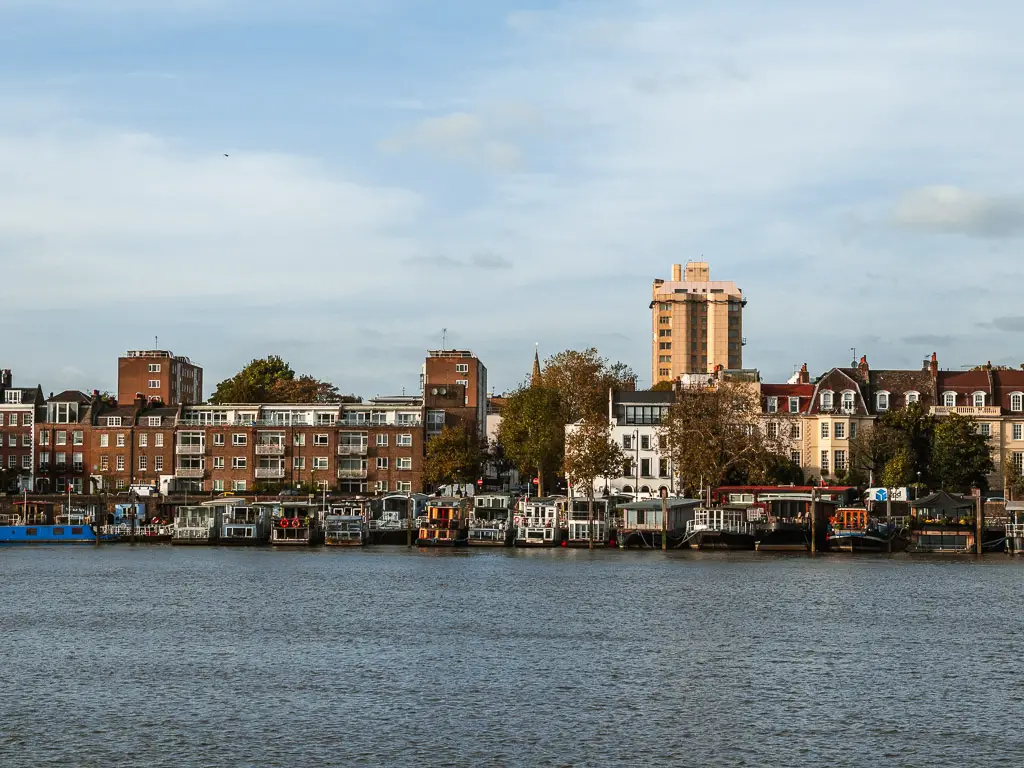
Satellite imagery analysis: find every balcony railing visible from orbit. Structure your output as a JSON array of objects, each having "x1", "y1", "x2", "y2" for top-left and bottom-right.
[
  {"x1": 929, "y1": 405, "x2": 1001, "y2": 417},
  {"x1": 175, "y1": 468, "x2": 205, "y2": 479},
  {"x1": 255, "y1": 467, "x2": 285, "y2": 479},
  {"x1": 176, "y1": 444, "x2": 206, "y2": 455},
  {"x1": 337, "y1": 444, "x2": 368, "y2": 456},
  {"x1": 337, "y1": 468, "x2": 368, "y2": 479},
  {"x1": 255, "y1": 443, "x2": 285, "y2": 455}
]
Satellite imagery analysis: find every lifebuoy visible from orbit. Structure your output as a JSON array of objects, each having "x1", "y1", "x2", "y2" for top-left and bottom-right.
[
  {"x1": 291, "y1": 518, "x2": 302, "y2": 528},
  {"x1": 278, "y1": 518, "x2": 289, "y2": 528}
]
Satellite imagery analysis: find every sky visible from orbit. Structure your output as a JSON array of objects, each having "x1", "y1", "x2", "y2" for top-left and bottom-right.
[{"x1": 2, "y1": 0, "x2": 1024, "y2": 398}]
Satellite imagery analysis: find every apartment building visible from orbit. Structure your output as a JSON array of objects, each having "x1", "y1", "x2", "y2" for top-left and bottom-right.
[
  {"x1": 422, "y1": 350, "x2": 487, "y2": 441},
  {"x1": 118, "y1": 349, "x2": 203, "y2": 405},
  {"x1": 650, "y1": 261, "x2": 744, "y2": 385},
  {"x1": 0, "y1": 371, "x2": 45, "y2": 492}
]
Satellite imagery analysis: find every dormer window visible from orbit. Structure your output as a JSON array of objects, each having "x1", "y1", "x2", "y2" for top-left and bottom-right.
[
  {"x1": 906, "y1": 391, "x2": 920, "y2": 404},
  {"x1": 789, "y1": 397, "x2": 800, "y2": 413},
  {"x1": 107, "y1": 417, "x2": 122, "y2": 427},
  {"x1": 876, "y1": 391, "x2": 890, "y2": 412},
  {"x1": 1011, "y1": 392, "x2": 1023, "y2": 412},
  {"x1": 820, "y1": 391, "x2": 834, "y2": 410},
  {"x1": 766, "y1": 397, "x2": 777, "y2": 414},
  {"x1": 942, "y1": 392, "x2": 956, "y2": 407},
  {"x1": 841, "y1": 391, "x2": 855, "y2": 413},
  {"x1": 4, "y1": 390, "x2": 21, "y2": 404},
  {"x1": 972, "y1": 392, "x2": 985, "y2": 408}
]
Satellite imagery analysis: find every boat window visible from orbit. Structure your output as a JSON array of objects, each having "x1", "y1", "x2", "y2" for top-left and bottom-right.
[
  {"x1": 53, "y1": 527, "x2": 64, "y2": 535},
  {"x1": 26, "y1": 528, "x2": 37, "y2": 535},
  {"x1": 72, "y1": 527, "x2": 83, "y2": 534}
]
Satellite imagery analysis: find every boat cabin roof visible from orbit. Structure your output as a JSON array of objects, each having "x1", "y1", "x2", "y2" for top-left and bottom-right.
[
  {"x1": 13, "y1": 500, "x2": 55, "y2": 508},
  {"x1": 616, "y1": 498, "x2": 701, "y2": 511},
  {"x1": 201, "y1": 496, "x2": 247, "y2": 506},
  {"x1": 325, "y1": 514, "x2": 363, "y2": 522}
]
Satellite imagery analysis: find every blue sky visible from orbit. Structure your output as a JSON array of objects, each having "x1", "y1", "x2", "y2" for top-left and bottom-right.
[{"x1": 2, "y1": 0, "x2": 1024, "y2": 398}]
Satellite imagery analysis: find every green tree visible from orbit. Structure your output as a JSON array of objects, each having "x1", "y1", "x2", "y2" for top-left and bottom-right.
[
  {"x1": 497, "y1": 386, "x2": 564, "y2": 497},
  {"x1": 649, "y1": 381, "x2": 675, "y2": 392},
  {"x1": 563, "y1": 420, "x2": 626, "y2": 548},
  {"x1": 931, "y1": 414, "x2": 994, "y2": 493},
  {"x1": 210, "y1": 356, "x2": 345, "y2": 404},
  {"x1": 880, "y1": 446, "x2": 915, "y2": 488},
  {"x1": 1003, "y1": 459, "x2": 1024, "y2": 501},
  {"x1": 849, "y1": 423, "x2": 899, "y2": 485},
  {"x1": 424, "y1": 425, "x2": 484, "y2": 488},
  {"x1": 539, "y1": 348, "x2": 636, "y2": 424},
  {"x1": 880, "y1": 402, "x2": 936, "y2": 484}
]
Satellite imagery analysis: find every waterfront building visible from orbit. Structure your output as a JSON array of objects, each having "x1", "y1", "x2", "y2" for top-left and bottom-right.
[
  {"x1": 118, "y1": 349, "x2": 202, "y2": 406},
  {"x1": 0, "y1": 370, "x2": 45, "y2": 492},
  {"x1": 650, "y1": 260, "x2": 744, "y2": 385},
  {"x1": 421, "y1": 349, "x2": 487, "y2": 442}
]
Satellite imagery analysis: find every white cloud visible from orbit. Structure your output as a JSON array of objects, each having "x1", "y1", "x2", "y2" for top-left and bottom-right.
[
  {"x1": 892, "y1": 186, "x2": 1024, "y2": 237},
  {"x1": 380, "y1": 111, "x2": 524, "y2": 171}
]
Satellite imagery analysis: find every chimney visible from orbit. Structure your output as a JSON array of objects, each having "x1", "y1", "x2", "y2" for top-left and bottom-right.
[
  {"x1": 929, "y1": 352, "x2": 938, "y2": 377},
  {"x1": 857, "y1": 355, "x2": 869, "y2": 380},
  {"x1": 798, "y1": 363, "x2": 809, "y2": 385},
  {"x1": 134, "y1": 393, "x2": 147, "y2": 409},
  {"x1": 671, "y1": 263, "x2": 682, "y2": 281},
  {"x1": 0, "y1": 369, "x2": 11, "y2": 388}
]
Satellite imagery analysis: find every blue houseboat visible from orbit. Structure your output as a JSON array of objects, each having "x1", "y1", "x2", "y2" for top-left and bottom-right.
[{"x1": 0, "y1": 501, "x2": 104, "y2": 544}]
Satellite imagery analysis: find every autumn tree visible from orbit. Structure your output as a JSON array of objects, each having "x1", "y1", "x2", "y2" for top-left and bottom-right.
[
  {"x1": 880, "y1": 402, "x2": 935, "y2": 483},
  {"x1": 210, "y1": 356, "x2": 347, "y2": 404},
  {"x1": 880, "y1": 446, "x2": 915, "y2": 488},
  {"x1": 497, "y1": 385, "x2": 564, "y2": 496},
  {"x1": 1003, "y1": 458, "x2": 1024, "y2": 501},
  {"x1": 423, "y1": 425, "x2": 484, "y2": 489},
  {"x1": 563, "y1": 420, "x2": 626, "y2": 547},
  {"x1": 931, "y1": 413, "x2": 994, "y2": 493},
  {"x1": 539, "y1": 348, "x2": 637, "y2": 424},
  {"x1": 849, "y1": 424, "x2": 900, "y2": 485}
]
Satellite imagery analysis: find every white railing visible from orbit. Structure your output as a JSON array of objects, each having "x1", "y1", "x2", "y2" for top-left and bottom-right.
[
  {"x1": 176, "y1": 444, "x2": 205, "y2": 455},
  {"x1": 102, "y1": 524, "x2": 173, "y2": 537},
  {"x1": 255, "y1": 467, "x2": 285, "y2": 479},
  {"x1": 686, "y1": 518, "x2": 753, "y2": 535},
  {"x1": 337, "y1": 445, "x2": 367, "y2": 456},
  {"x1": 173, "y1": 528, "x2": 212, "y2": 539},
  {"x1": 255, "y1": 443, "x2": 285, "y2": 455},
  {"x1": 1007, "y1": 523, "x2": 1024, "y2": 537},
  {"x1": 929, "y1": 405, "x2": 1001, "y2": 417},
  {"x1": 175, "y1": 468, "x2": 205, "y2": 478},
  {"x1": 337, "y1": 468, "x2": 367, "y2": 478}
]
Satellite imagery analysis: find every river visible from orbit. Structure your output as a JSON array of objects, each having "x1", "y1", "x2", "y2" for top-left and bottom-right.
[{"x1": 0, "y1": 547, "x2": 1020, "y2": 767}]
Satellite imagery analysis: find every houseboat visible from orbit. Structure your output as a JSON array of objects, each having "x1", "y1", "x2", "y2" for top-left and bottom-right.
[
  {"x1": 417, "y1": 497, "x2": 470, "y2": 547},
  {"x1": 513, "y1": 496, "x2": 565, "y2": 547},
  {"x1": 749, "y1": 497, "x2": 810, "y2": 552},
  {"x1": 827, "y1": 507, "x2": 909, "y2": 552},
  {"x1": 906, "y1": 491, "x2": 1003, "y2": 553},
  {"x1": 468, "y1": 493, "x2": 514, "y2": 546},
  {"x1": 172, "y1": 504, "x2": 221, "y2": 545},
  {"x1": 616, "y1": 497, "x2": 700, "y2": 548},
  {"x1": 1005, "y1": 501, "x2": 1024, "y2": 554},
  {"x1": 267, "y1": 501, "x2": 322, "y2": 546},
  {"x1": 565, "y1": 497, "x2": 613, "y2": 547},
  {"x1": 0, "y1": 500, "x2": 104, "y2": 544},
  {"x1": 218, "y1": 498, "x2": 273, "y2": 545},
  {"x1": 325, "y1": 509, "x2": 369, "y2": 546},
  {"x1": 684, "y1": 506, "x2": 755, "y2": 550},
  {"x1": 103, "y1": 501, "x2": 174, "y2": 542},
  {"x1": 370, "y1": 493, "x2": 427, "y2": 544}
]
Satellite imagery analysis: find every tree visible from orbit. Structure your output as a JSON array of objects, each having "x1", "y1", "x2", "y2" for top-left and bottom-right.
[
  {"x1": 563, "y1": 420, "x2": 626, "y2": 548},
  {"x1": 931, "y1": 414, "x2": 994, "y2": 493},
  {"x1": 849, "y1": 424, "x2": 900, "y2": 485},
  {"x1": 1003, "y1": 459, "x2": 1024, "y2": 501},
  {"x1": 210, "y1": 356, "x2": 346, "y2": 404},
  {"x1": 539, "y1": 348, "x2": 636, "y2": 424},
  {"x1": 424, "y1": 425, "x2": 484, "y2": 488},
  {"x1": 649, "y1": 381, "x2": 675, "y2": 392},
  {"x1": 879, "y1": 403, "x2": 935, "y2": 484},
  {"x1": 497, "y1": 386, "x2": 564, "y2": 497},
  {"x1": 658, "y1": 381, "x2": 785, "y2": 495},
  {"x1": 880, "y1": 446, "x2": 915, "y2": 488}
]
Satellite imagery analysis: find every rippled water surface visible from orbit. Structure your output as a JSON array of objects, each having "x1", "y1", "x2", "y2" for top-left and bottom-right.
[{"x1": 1, "y1": 546, "x2": 1021, "y2": 767}]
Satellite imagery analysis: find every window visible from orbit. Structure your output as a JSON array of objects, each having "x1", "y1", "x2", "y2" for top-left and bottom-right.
[
  {"x1": 659, "y1": 342, "x2": 671, "y2": 350},
  {"x1": 623, "y1": 435, "x2": 633, "y2": 450},
  {"x1": 834, "y1": 422, "x2": 845, "y2": 440},
  {"x1": 232, "y1": 457, "x2": 246, "y2": 469},
  {"x1": 1014, "y1": 424, "x2": 1023, "y2": 441},
  {"x1": 375, "y1": 480, "x2": 388, "y2": 493},
  {"x1": 116, "y1": 456, "x2": 125, "y2": 471},
  {"x1": 294, "y1": 434, "x2": 306, "y2": 446},
  {"x1": 658, "y1": 329, "x2": 671, "y2": 337},
  {"x1": 116, "y1": 479, "x2": 126, "y2": 490},
  {"x1": 659, "y1": 459, "x2": 669, "y2": 477},
  {"x1": 293, "y1": 457, "x2": 305, "y2": 469},
  {"x1": 21, "y1": 434, "x2": 30, "y2": 447},
  {"x1": 116, "y1": 434, "x2": 125, "y2": 448},
  {"x1": 455, "y1": 379, "x2": 469, "y2": 388},
  {"x1": 659, "y1": 355, "x2": 671, "y2": 363},
  {"x1": 314, "y1": 434, "x2": 328, "y2": 446},
  {"x1": 790, "y1": 451, "x2": 801, "y2": 466},
  {"x1": 7, "y1": 455, "x2": 14, "y2": 468},
  {"x1": 1014, "y1": 452, "x2": 1024, "y2": 474},
  {"x1": 834, "y1": 450, "x2": 847, "y2": 472},
  {"x1": 39, "y1": 452, "x2": 50, "y2": 467},
  {"x1": 107, "y1": 417, "x2": 122, "y2": 427},
  {"x1": 7, "y1": 414, "x2": 16, "y2": 426},
  {"x1": 973, "y1": 392, "x2": 985, "y2": 408},
  {"x1": 139, "y1": 456, "x2": 148, "y2": 471},
  {"x1": 820, "y1": 450, "x2": 830, "y2": 473},
  {"x1": 22, "y1": 413, "x2": 31, "y2": 426},
  {"x1": 767, "y1": 422, "x2": 778, "y2": 439},
  {"x1": 1012, "y1": 393, "x2": 1024, "y2": 413},
  {"x1": 39, "y1": 431, "x2": 49, "y2": 446},
  {"x1": 396, "y1": 481, "x2": 412, "y2": 493},
  {"x1": 213, "y1": 457, "x2": 225, "y2": 469},
  {"x1": 212, "y1": 479, "x2": 225, "y2": 492},
  {"x1": 100, "y1": 434, "x2": 109, "y2": 448},
  {"x1": 376, "y1": 434, "x2": 388, "y2": 447},
  {"x1": 139, "y1": 434, "x2": 148, "y2": 447},
  {"x1": 396, "y1": 412, "x2": 419, "y2": 425},
  {"x1": 313, "y1": 456, "x2": 328, "y2": 470},
  {"x1": 99, "y1": 456, "x2": 109, "y2": 471},
  {"x1": 56, "y1": 431, "x2": 67, "y2": 446},
  {"x1": 821, "y1": 422, "x2": 829, "y2": 439},
  {"x1": 213, "y1": 433, "x2": 225, "y2": 446},
  {"x1": 154, "y1": 456, "x2": 163, "y2": 471},
  {"x1": 788, "y1": 397, "x2": 800, "y2": 414},
  {"x1": 232, "y1": 480, "x2": 247, "y2": 492},
  {"x1": 979, "y1": 423, "x2": 991, "y2": 438},
  {"x1": 791, "y1": 422, "x2": 801, "y2": 439},
  {"x1": 4, "y1": 390, "x2": 21, "y2": 404},
  {"x1": 148, "y1": 363, "x2": 161, "y2": 373},
  {"x1": 841, "y1": 391, "x2": 855, "y2": 413},
  {"x1": 21, "y1": 455, "x2": 30, "y2": 469},
  {"x1": 155, "y1": 434, "x2": 163, "y2": 448},
  {"x1": 876, "y1": 392, "x2": 891, "y2": 411},
  {"x1": 72, "y1": 431, "x2": 83, "y2": 445},
  {"x1": 906, "y1": 391, "x2": 920, "y2": 404},
  {"x1": 820, "y1": 391, "x2": 834, "y2": 410},
  {"x1": 766, "y1": 397, "x2": 777, "y2": 414},
  {"x1": 849, "y1": 422, "x2": 857, "y2": 440},
  {"x1": 943, "y1": 392, "x2": 956, "y2": 407},
  {"x1": 455, "y1": 363, "x2": 469, "y2": 374},
  {"x1": 397, "y1": 434, "x2": 413, "y2": 447},
  {"x1": 147, "y1": 380, "x2": 160, "y2": 389},
  {"x1": 232, "y1": 433, "x2": 247, "y2": 446},
  {"x1": 639, "y1": 458, "x2": 651, "y2": 477},
  {"x1": 640, "y1": 434, "x2": 651, "y2": 450},
  {"x1": 397, "y1": 457, "x2": 412, "y2": 470},
  {"x1": 376, "y1": 457, "x2": 388, "y2": 470},
  {"x1": 659, "y1": 368, "x2": 669, "y2": 377},
  {"x1": 659, "y1": 316, "x2": 671, "y2": 325}
]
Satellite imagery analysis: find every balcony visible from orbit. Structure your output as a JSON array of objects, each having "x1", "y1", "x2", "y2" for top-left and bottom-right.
[
  {"x1": 176, "y1": 444, "x2": 206, "y2": 455},
  {"x1": 255, "y1": 443, "x2": 285, "y2": 456},
  {"x1": 175, "y1": 467, "x2": 205, "y2": 479},
  {"x1": 337, "y1": 444, "x2": 368, "y2": 456},
  {"x1": 929, "y1": 406, "x2": 1001, "y2": 417},
  {"x1": 337, "y1": 468, "x2": 368, "y2": 479},
  {"x1": 255, "y1": 467, "x2": 285, "y2": 479}
]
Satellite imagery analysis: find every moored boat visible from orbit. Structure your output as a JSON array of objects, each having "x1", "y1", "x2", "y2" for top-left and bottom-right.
[
  {"x1": 417, "y1": 497, "x2": 469, "y2": 546},
  {"x1": 172, "y1": 504, "x2": 221, "y2": 545},
  {"x1": 218, "y1": 498, "x2": 273, "y2": 545},
  {"x1": 684, "y1": 506, "x2": 755, "y2": 550},
  {"x1": 325, "y1": 513, "x2": 368, "y2": 546},
  {"x1": 565, "y1": 497, "x2": 615, "y2": 547},
  {"x1": 370, "y1": 493, "x2": 427, "y2": 544},
  {"x1": 513, "y1": 496, "x2": 565, "y2": 547},
  {"x1": 102, "y1": 501, "x2": 173, "y2": 542},
  {"x1": 468, "y1": 492, "x2": 514, "y2": 546},
  {"x1": 827, "y1": 507, "x2": 908, "y2": 553},
  {"x1": 266, "y1": 501, "x2": 322, "y2": 546},
  {"x1": 616, "y1": 497, "x2": 699, "y2": 548},
  {"x1": 0, "y1": 501, "x2": 105, "y2": 544},
  {"x1": 1007, "y1": 502, "x2": 1024, "y2": 555}
]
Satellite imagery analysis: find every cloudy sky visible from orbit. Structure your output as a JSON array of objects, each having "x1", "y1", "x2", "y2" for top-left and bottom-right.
[{"x1": 2, "y1": 0, "x2": 1022, "y2": 398}]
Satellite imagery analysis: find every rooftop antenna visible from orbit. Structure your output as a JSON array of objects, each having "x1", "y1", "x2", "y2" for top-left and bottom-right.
[
  {"x1": 155, "y1": 335, "x2": 159, "y2": 349},
  {"x1": 442, "y1": 328, "x2": 447, "y2": 351},
  {"x1": 850, "y1": 347, "x2": 856, "y2": 366}
]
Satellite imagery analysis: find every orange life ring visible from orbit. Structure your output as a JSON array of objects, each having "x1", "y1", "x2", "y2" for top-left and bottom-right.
[
  {"x1": 291, "y1": 517, "x2": 301, "y2": 528},
  {"x1": 278, "y1": 518, "x2": 289, "y2": 528}
]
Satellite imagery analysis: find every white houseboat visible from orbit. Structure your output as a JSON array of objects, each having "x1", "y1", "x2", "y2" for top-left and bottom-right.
[
  {"x1": 216, "y1": 498, "x2": 273, "y2": 545},
  {"x1": 684, "y1": 506, "x2": 755, "y2": 550},
  {"x1": 1007, "y1": 502, "x2": 1024, "y2": 555},
  {"x1": 514, "y1": 496, "x2": 565, "y2": 547},
  {"x1": 265, "y1": 501, "x2": 322, "y2": 546},
  {"x1": 325, "y1": 504, "x2": 369, "y2": 547},
  {"x1": 616, "y1": 498, "x2": 700, "y2": 548},
  {"x1": 172, "y1": 504, "x2": 221, "y2": 545},
  {"x1": 468, "y1": 493, "x2": 514, "y2": 546},
  {"x1": 370, "y1": 493, "x2": 428, "y2": 544}
]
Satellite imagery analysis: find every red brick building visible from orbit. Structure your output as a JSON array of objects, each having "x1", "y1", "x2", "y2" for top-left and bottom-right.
[
  {"x1": 118, "y1": 349, "x2": 202, "y2": 406},
  {"x1": 422, "y1": 350, "x2": 487, "y2": 441}
]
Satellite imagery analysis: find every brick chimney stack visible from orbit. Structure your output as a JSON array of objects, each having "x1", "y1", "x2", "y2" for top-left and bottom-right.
[
  {"x1": 929, "y1": 352, "x2": 938, "y2": 377},
  {"x1": 0, "y1": 369, "x2": 11, "y2": 388},
  {"x1": 798, "y1": 363, "x2": 809, "y2": 384}
]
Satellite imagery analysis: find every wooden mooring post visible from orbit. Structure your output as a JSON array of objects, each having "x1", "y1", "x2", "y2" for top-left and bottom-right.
[
  {"x1": 406, "y1": 492, "x2": 413, "y2": 547},
  {"x1": 660, "y1": 487, "x2": 668, "y2": 551},
  {"x1": 975, "y1": 494, "x2": 983, "y2": 555},
  {"x1": 810, "y1": 487, "x2": 817, "y2": 554},
  {"x1": 886, "y1": 495, "x2": 892, "y2": 554}
]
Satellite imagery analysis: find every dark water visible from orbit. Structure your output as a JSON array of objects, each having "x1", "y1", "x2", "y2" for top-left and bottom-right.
[{"x1": 1, "y1": 547, "x2": 1021, "y2": 767}]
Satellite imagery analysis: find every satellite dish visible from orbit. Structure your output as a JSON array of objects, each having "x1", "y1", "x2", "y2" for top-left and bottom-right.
[
  {"x1": 440, "y1": 387, "x2": 447, "y2": 395},
  {"x1": 431, "y1": 388, "x2": 438, "y2": 395}
]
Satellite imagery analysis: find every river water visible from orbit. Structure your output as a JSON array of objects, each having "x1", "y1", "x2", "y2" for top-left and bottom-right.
[{"x1": 0, "y1": 547, "x2": 1020, "y2": 767}]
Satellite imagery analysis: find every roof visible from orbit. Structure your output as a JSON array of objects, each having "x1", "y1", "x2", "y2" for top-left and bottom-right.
[
  {"x1": 761, "y1": 384, "x2": 814, "y2": 397},
  {"x1": 47, "y1": 390, "x2": 90, "y2": 403},
  {"x1": 612, "y1": 390, "x2": 674, "y2": 405},
  {"x1": 616, "y1": 498, "x2": 701, "y2": 511},
  {"x1": 910, "y1": 491, "x2": 975, "y2": 511}
]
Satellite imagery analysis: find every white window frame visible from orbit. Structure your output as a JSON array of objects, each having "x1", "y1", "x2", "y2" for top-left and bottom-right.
[
  {"x1": 147, "y1": 379, "x2": 160, "y2": 389},
  {"x1": 841, "y1": 391, "x2": 856, "y2": 413},
  {"x1": 820, "y1": 390, "x2": 834, "y2": 410},
  {"x1": 376, "y1": 434, "x2": 388, "y2": 447},
  {"x1": 107, "y1": 417, "x2": 122, "y2": 427},
  {"x1": 942, "y1": 391, "x2": 956, "y2": 407},
  {"x1": 972, "y1": 391, "x2": 986, "y2": 408},
  {"x1": 293, "y1": 457, "x2": 305, "y2": 469},
  {"x1": 139, "y1": 455, "x2": 147, "y2": 471},
  {"x1": 979, "y1": 422, "x2": 992, "y2": 438},
  {"x1": 214, "y1": 434, "x2": 225, "y2": 446},
  {"x1": 905, "y1": 391, "x2": 920, "y2": 405},
  {"x1": 232, "y1": 456, "x2": 247, "y2": 469},
  {"x1": 789, "y1": 397, "x2": 799, "y2": 414},
  {"x1": 834, "y1": 422, "x2": 845, "y2": 440},
  {"x1": 232, "y1": 480, "x2": 247, "y2": 492},
  {"x1": 212, "y1": 479, "x2": 225, "y2": 492},
  {"x1": 1013, "y1": 423, "x2": 1023, "y2": 441},
  {"x1": 821, "y1": 422, "x2": 829, "y2": 439},
  {"x1": 455, "y1": 363, "x2": 469, "y2": 374},
  {"x1": 155, "y1": 434, "x2": 164, "y2": 448},
  {"x1": 116, "y1": 434, "x2": 125, "y2": 448},
  {"x1": 213, "y1": 457, "x2": 225, "y2": 469},
  {"x1": 876, "y1": 391, "x2": 890, "y2": 412},
  {"x1": 100, "y1": 434, "x2": 109, "y2": 448},
  {"x1": 116, "y1": 455, "x2": 125, "y2": 471},
  {"x1": 312, "y1": 456, "x2": 329, "y2": 471},
  {"x1": 148, "y1": 416, "x2": 161, "y2": 427},
  {"x1": 148, "y1": 363, "x2": 161, "y2": 373},
  {"x1": 397, "y1": 434, "x2": 413, "y2": 447},
  {"x1": 766, "y1": 397, "x2": 777, "y2": 414},
  {"x1": 376, "y1": 457, "x2": 388, "y2": 470},
  {"x1": 232, "y1": 433, "x2": 247, "y2": 446},
  {"x1": 314, "y1": 433, "x2": 329, "y2": 446},
  {"x1": 397, "y1": 457, "x2": 412, "y2": 470},
  {"x1": 1011, "y1": 393, "x2": 1024, "y2": 413},
  {"x1": 139, "y1": 433, "x2": 148, "y2": 447},
  {"x1": 791, "y1": 422, "x2": 802, "y2": 440}
]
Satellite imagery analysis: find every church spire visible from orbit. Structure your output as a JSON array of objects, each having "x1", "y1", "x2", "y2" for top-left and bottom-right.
[{"x1": 531, "y1": 344, "x2": 542, "y2": 387}]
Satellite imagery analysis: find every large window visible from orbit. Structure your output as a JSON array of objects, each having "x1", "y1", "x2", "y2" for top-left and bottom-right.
[
  {"x1": 943, "y1": 392, "x2": 956, "y2": 407},
  {"x1": 876, "y1": 392, "x2": 889, "y2": 412},
  {"x1": 973, "y1": 392, "x2": 986, "y2": 408},
  {"x1": 766, "y1": 397, "x2": 777, "y2": 414},
  {"x1": 820, "y1": 391, "x2": 834, "y2": 410},
  {"x1": 622, "y1": 405, "x2": 669, "y2": 425},
  {"x1": 1012, "y1": 393, "x2": 1024, "y2": 413}
]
